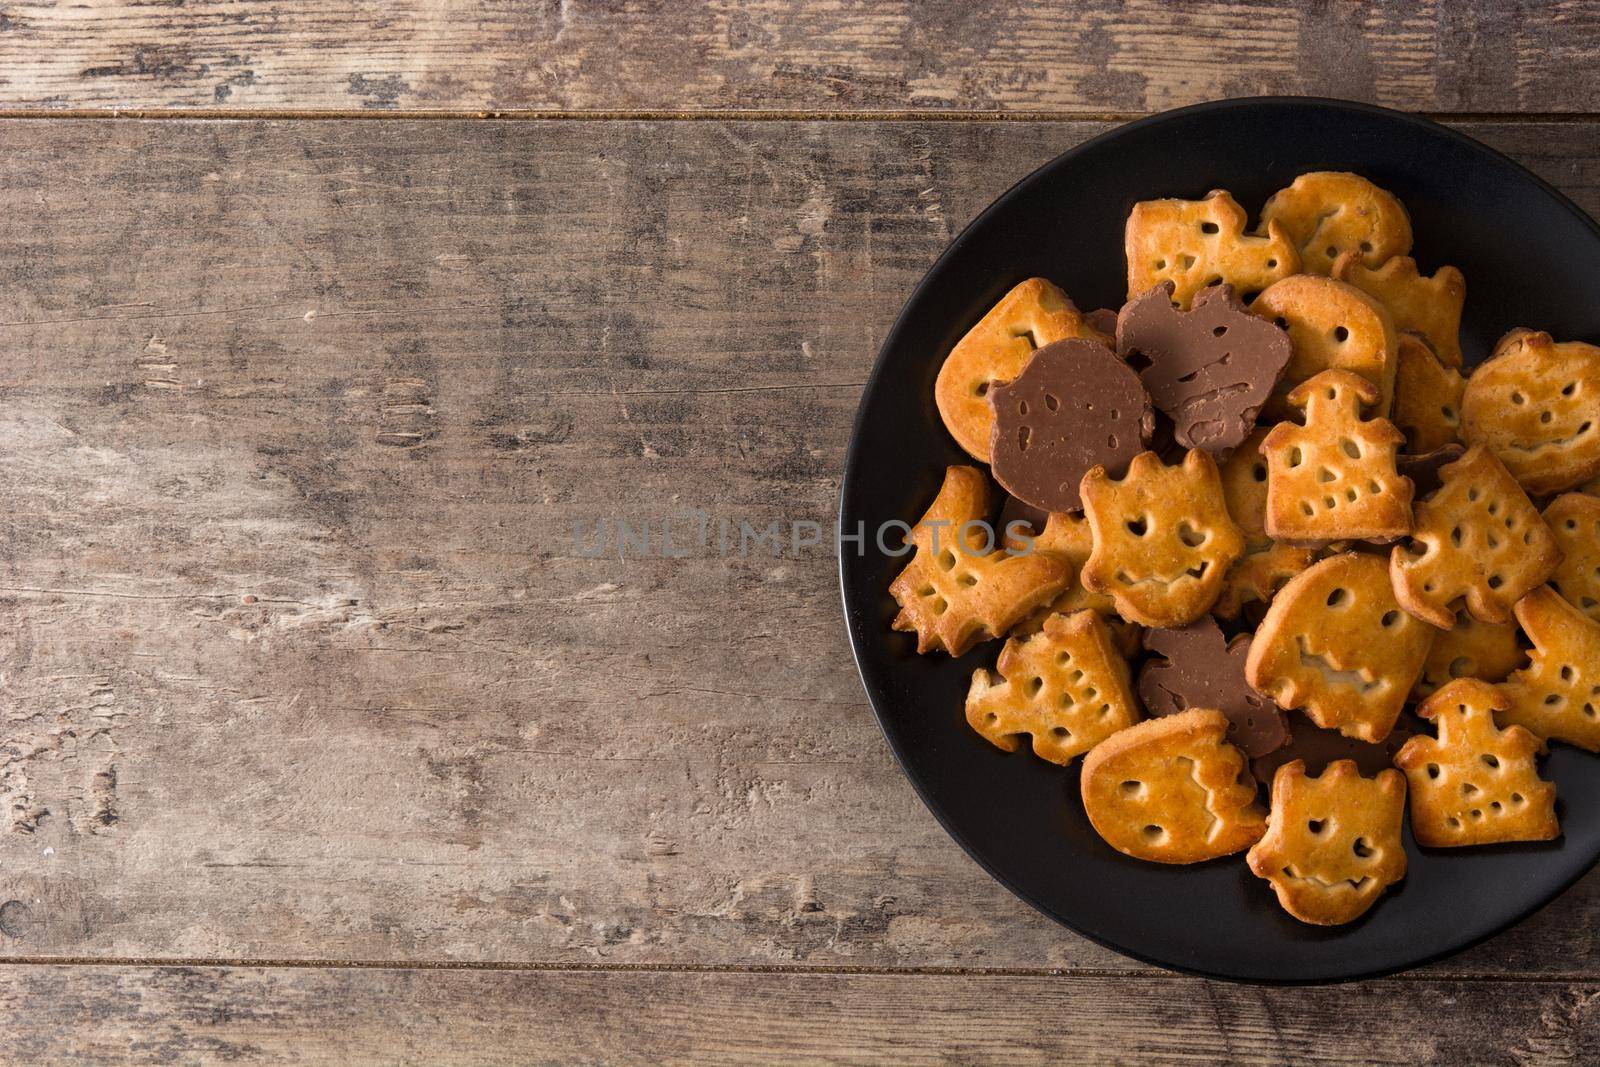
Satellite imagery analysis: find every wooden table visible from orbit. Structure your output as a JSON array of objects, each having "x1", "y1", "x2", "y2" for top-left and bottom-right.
[{"x1": 2, "y1": 4, "x2": 1599, "y2": 1062}]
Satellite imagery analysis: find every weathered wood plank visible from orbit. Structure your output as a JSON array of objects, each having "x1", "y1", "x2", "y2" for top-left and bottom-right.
[
  {"x1": 1, "y1": 118, "x2": 1599, "y2": 977},
  {"x1": 0, "y1": 2, "x2": 1597, "y2": 115},
  {"x1": 1, "y1": 964, "x2": 1597, "y2": 1065}
]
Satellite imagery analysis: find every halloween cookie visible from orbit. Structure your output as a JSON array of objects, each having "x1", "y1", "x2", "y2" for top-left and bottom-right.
[
  {"x1": 966, "y1": 610, "x2": 1140, "y2": 764},
  {"x1": 1125, "y1": 190, "x2": 1299, "y2": 309},
  {"x1": 1247, "y1": 552, "x2": 1434, "y2": 743},
  {"x1": 1261, "y1": 369, "x2": 1413, "y2": 544},
  {"x1": 889, "y1": 466, "x2": 1072, "y2": 656},
  {"x1": 1080, "y1": 708, "x2": 1266, "y2": 864},
  {"x1": 1412, "y1": 610, "x2": 1525, "y2": 701},
  {"x1": 1390, "y1": 445, "x2": 1561, "y2": 629},
  {"x1": 1498, "y1": 586, "x2": 1600, "y2": 752},
  {"x1": 1461, "y1": 329, "x2": 1600, "y2": 496},
  {"x1": 1080, "y1": 450, "x2": 1245, "y2": 628},
  {"x1": 1215, "y1": 427, "x2": 1317, "y2": 619},
  {"x1": 1395, "y1": 679, "x2": 1559, "y2": 847},
  {"x1": 1252, "y1": 274, "x2": 1400, "y2": 419},
  {"x1": 1116, "y1": 281, "x2": 1292, "y2": 453},
  {"x1": 989, "y1": 339, "x2": 1154, "y2": 513},
  {"x1": 1247, "y1": 760, "x2": 1408, "y2": 925},
  {"x1": 1392, "y1": 332, "x2": 1466, "y2": 454},
  {"x1": 1004, "y1": 512, "x2": 1142, "y2": 655},
  {"x1": 1138, "y1": 618, "x2": 1287, "y2": 757},
  {"x1": 934, "y1": 278, "x2": 1109, "y2": 462},
  {"x1": 1258, "y1": 171, "x2": 1412, "y2": 275},
  {"x1": 1332, "y1": 252, "x2": 1465, "y2": 368},
  {"x1": 1546, "y1": 493, "x2": 1600, "y2": 622}
]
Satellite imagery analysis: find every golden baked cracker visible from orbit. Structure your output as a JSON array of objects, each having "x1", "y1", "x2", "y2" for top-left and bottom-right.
[
  {"x1": 1412, "y1": 610, "x2": 1525, "y2": 701},
  {"x1": 1080, "y1": 450, "x2": 1245, "y2": 628},
  {"x1": 1246, "y1": 760, "x2": 1407, "y2": 925},
  {"x1": 1219, "y1": 427, "x2": 1273, "y2": 539},
  {"x1": 1389, "y1": 445, "x2": 1561, "y2": 629},
  {"x1": 1392, "y1": 331, "x2": 1466, "y2": 454},
  {"x1": 1080, "y1": 708, "x2": 1266, "y2": 864},
  {"x1": 1546, "y1": 493, "x2": 1600, "y2": 623},
  {"x1": 1003, "y1": 513, "x2": 1142, "y2": 654},
  {"x1": 1395, "y1": 679, "x2": 1559, "y2": 847},
  {"x1": 1214, "y1": 543, "x2": 1318, "y2": 621},
  {"x1": 1332, "y1": 252, "x2": 1465, "y2": 367},
  {"x1": 934, "y1": 278, "x2": 1109, "y2": 462},
  {"x1": 1499, "y1": 586, "x2": 1600, "y2": 752},
  {"x1": 1246, "y1": 552, "x2": 1434, "y2": 743},
  {"x1": 966, "y1": 610, "x2": 1141, "y2": 765},
  {"x1": 1262, "y1": 369, "x2": 1413, "y2": 544},
  {"x1": 1461, "y1": 329, "x2": 1600, "y2": 495},
  {"x1": 1258, "y1": 171, "x2": 1412, "y2": 275},
  {"x1": 1251, "y1": 274, "x2": 1399, "y2": 420},
  {"x1": 889, "y1": 466, "x2": 1072, "y2": 656},
  {"x1": 1124, "y1": 190, "x2": 1298, "y2": 309}
]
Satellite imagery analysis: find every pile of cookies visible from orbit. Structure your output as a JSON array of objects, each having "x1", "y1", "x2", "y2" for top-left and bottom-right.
[{"x1": 892, "y1": 172, "x2": 1600, "y2": 926}]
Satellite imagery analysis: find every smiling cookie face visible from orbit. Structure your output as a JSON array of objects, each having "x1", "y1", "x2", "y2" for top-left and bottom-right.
[
  {"x1": 1247, "y1": 759, "x2": 1408, "y2": 925},
  {"x1": 1461, "y1": 329, "x2": 1600, "y2": 495},
  {"x1": 1080, "y1": 450, "x2": 1245, "y2": 628},
  {"x1": 1246, "y1": 552, "x2": 1434, "y2": 742},
  {"x1": 1258, "y1": 171, "x2": 1413, "y2": 275}
]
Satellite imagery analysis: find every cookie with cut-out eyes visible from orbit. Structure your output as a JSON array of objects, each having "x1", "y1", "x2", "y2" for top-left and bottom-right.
[
  {"x1": 1333, "y1": 252, "x2": 1465, "y2": 368},
  {"x1": 889, "y1": 466, "x2": 1072, "y2": 656},
  {"x1": 1392, "y1": 332, "x2": 1466, "y2": 454},
  {"x1": 1395, "y1": 679, "x2": 1559, "y2": 847},
  {"x1": 1080, "y1": 708, "x2": 1266, "y2": 864},
  {"x1": 1252, "y1": 274, "x2": 1399, "y2": 420},
  {"x1": 1390, "y1": 445, "x2": 1561, "y2": 629},
  {"x1": 1262, "y1": 369, "x2": 1412, "y2": 545},
  {"x1": 1258, "y1": 171, "x2": 1412, "y2": 276},
  {"x1": 1125, "y1": 190, "x2": 1299, "y2": 310},
  {"x1": 1247, "y1": 552, "x2": 1434, "y2": 743},
  {"x1": 1499, "y1": 586, "x2": 1600, "y2": 752},
  {"x1": 1461, "y1": 329, "x2": 1600, "y2": 496},
  {"x1": 966, "y1": 609, "x2": 1141, "y2": 765},
  {"x1": 989, "y1": 339, "x2": 1154, "y2": 513},
  {"x1": 935, "y1": 278, "x2": 1110, "y2": 462},
  {"x1": 1252, "y1": 712, "x2": 1419, "y2": 784},
  {"x1": 1080, "y1": 450, "x2": 1245, "y2": 628},
  {"x1": 1546, "y1": 493, "x2": 1600, "y2": 624},
  {"x1": 1138, "y1": 618, "x2": 1286, "y2": 757},
  {"x1": 1247, "y1": 759, "x2": 1407, "y2": 925},
  {"x1": 1412, "y1": 610, "x2": 1525, "y2": 701},
  {"x1": 1116, "y1": 281, "x2": 1291, "y2": 453}
]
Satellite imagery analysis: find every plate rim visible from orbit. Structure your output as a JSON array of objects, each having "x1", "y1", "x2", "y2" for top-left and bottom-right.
[{"x1": 837, "y1": 94, "x2": 1600, "y2": 984}]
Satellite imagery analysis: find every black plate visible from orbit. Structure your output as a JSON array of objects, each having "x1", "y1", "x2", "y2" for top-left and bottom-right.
[{"x1": 838, "y1": 97, "x2": 1600, "y2": 982}]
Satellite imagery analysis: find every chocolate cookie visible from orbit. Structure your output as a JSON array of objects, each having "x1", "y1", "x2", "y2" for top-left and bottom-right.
[
  {"x1": 1118, "y1": 282, "x2": 1291, "y2": 454},
  {"x1": 989, "y1": 339, "x2": 1154, "y2": 513},
  {"x1": 1138, "y1": 617, "x2": 1287, "y2": 758},
  {"x1": 1252, "y1": 712, "x2": 1420, "y2": 783}
]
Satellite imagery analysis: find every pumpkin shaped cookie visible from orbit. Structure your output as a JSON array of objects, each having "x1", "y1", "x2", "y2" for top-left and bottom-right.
[{"x1": 1461, "y1": 329, "x2": 1600, "y2": 496}]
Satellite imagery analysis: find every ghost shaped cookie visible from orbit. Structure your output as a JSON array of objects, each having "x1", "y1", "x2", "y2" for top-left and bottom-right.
[
  {"x1": 1261, "y1": 369, "x2": 1413, "y2": 544},
  {"x1": 1389, "y1": 445, "x2": 1561, "y2": 629},
  {"x1": 1080, "y1": 450, "x2": 1245, "y2": 628},
  {"x1": 1412, "y1": 610, "x2": 1525, "y2": 701},
  {"x1": 934, "y1": 278, "x2": 1110, "y2": 462},
  {"x1": 1258, "y1": 171, "x2": 1413, "y2": 275},
  {"x1": 1080, "y1": 708, "x2": 1266, "y2": 864},
  {"x1": 1138, "y1": 618, "x2": 1287, "y2": 757},
  {"x1": 1546, "y1": 493, "x2": 1600, "y2": 623},
  {"x1": 1461, "y1": 329, "x2": 1600, "y2": 496},
  {"x1": 1498, "y1": 586, "x2": 1600, "y2": 752},
  {"x1": 1125, "y1": 189, "x2": 1299, "y2": 309},
  {"x1": 1333, "y1": 252, "x2": 1465, "y2": 368},
  {"x1": 889, "y1": 466, "x2": 1072, "y2": 656},
  {"x1": 1392, "y1": 331, "x2": 1466, "y2": 455},
  {"x1": 989, "y1": 339, "x2": 1155, "y2": 513},
  {"x1": 966, "y1": 610, "x2": 1141, "y2": 765},
  {"x1": 1247, "y1": 759, "x2": 1408, "y2": 925},
  {"x1": 1252, "y1": 274, "x2": 1399, "y2": 419},
  {"x1": 1116, "y1": 281, "x2": 1292, "y2": 453},
  {"x1": 1395, "y1": 679, "x2": 1559, "y2": 847},
  {"x1": 1247, "y1": 552, "x2": 1434, "y2": 743}
]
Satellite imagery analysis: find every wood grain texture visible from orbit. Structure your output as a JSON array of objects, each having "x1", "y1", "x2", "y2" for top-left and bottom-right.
[
  {"x1": 0, "y1": 1, "x2": 1595, "y2": 115},
  {"x1": 4, "y1": 965, "x2": 1599, "y2": 1065},
  {"x1": 2, "y1": 119, "x2": 1600, "y2": 983}
]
